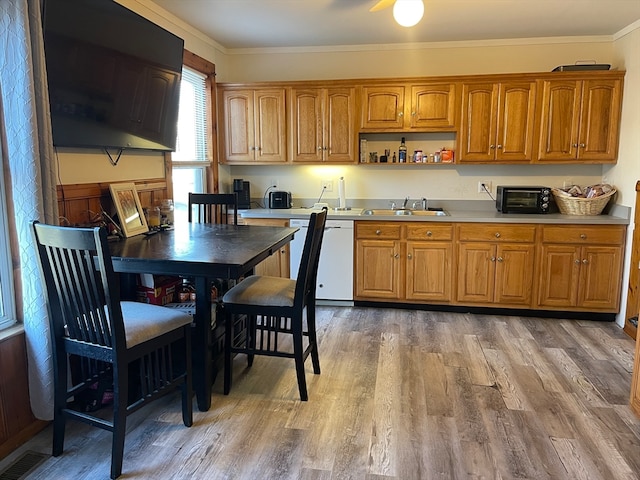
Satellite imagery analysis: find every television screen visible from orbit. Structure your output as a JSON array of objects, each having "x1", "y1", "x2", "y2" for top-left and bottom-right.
[{"x1": 43, "y1": 0, "x2": 185, "y2": 152}]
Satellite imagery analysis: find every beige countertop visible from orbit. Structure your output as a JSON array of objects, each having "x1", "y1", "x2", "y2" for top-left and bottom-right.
[{"x1": 240, "y1": 200, "x2": 630, "y2": 225}]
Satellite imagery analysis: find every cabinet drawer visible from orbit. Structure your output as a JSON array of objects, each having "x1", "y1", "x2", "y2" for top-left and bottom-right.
[
  {"x1": 541, "y1": 225, "x2": 625, "y2": 245},
  {"x1": 356, "y1": 222, "x2": 401, "y2": 239},
  {"x1": 406, "y1": 223, "x2": 453, "y2": 240},
  {"x1": 457, "y1": 224, "x2": 536, "y2": 242}
]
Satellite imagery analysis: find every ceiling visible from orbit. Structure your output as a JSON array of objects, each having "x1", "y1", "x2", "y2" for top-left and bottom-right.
[{"x1": 149, "y1": 0, "x2": 640, "y2": 50}]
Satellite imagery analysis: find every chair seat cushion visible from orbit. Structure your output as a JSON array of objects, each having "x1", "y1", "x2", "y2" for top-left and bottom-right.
[
  {"x1": 222, "y1": 275, "x2": 295, "y2": 307},
  {"x1": 121, "y1": 301, "x2": 192, "y2": 348}
]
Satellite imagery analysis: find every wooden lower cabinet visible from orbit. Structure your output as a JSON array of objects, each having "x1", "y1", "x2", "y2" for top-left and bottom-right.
[
  {"x1": 632, "y1": 338, "x2": 640, "y2": 417},
  {"x1": 456, "y1": 224, "x2": 536, "y2": 307},
  {"x1": 536, "y1": 225, "x2": 625, "y2": 311},
  {"x1": 241, "y1": 218, "x2": 290, "y2": 278},
  {"x1": 355, "y1": 222, "x2": 453, "y2": 302}
]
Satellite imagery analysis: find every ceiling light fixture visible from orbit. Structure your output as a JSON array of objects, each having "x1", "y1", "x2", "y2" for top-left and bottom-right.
[{"x1": 393, "y1": 0, "x2": 424, "y2": 28}]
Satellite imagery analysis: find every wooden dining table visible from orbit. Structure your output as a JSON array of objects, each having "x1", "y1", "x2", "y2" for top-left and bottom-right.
[{"x1": 108, "y1": 222, "x2": 298, "y2": 411}]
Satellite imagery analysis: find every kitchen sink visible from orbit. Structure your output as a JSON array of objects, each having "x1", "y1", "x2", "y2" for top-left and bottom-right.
[{"x1": 360, "y1": 208, "x2": 449, "y2": 216}]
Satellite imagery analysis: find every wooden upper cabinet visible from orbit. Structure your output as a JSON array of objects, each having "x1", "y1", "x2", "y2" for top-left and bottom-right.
[
  {"x1": 409, "y1": 83, "x2": 459, "y2": 130},
  {"x1": 458, "y1": 81, "x2": 536, "y2": 163},
  {"x1": 360, "y1": 83, "x2": 459, "y2": 131},
  {"x1": 290, "y1": 87, "x2": 357, "y2": 163},
  {"x1": 536, "y1": 77, "x2": 622, "y2": 163},
  {"x1": 360, "y1": 85, "x2": 406, "y2": 130},
  {"x1": 219, "y1": 88, "x2": 287, "y2": 164}
]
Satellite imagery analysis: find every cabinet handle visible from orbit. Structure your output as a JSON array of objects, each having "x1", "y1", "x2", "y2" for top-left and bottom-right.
[
  {"x1": 411, "y1": 111, "x2": 416, "y2": 116},
  {"x1": 582, "y1": 259, "x2": 589, "y2": 264},
  {"x1": 572, "y1": 143, "x2": 579, "y2": 148},
  {"x1": 490, "y1": 144, "x2": 496, "y2": 149},
  {"x1": 398, "y1": 112, "x2": 403, "y2": 117},
  {"x1": 490, "y1": 256, "x2": 496, "y2": 262},
  {"x1": 579, "y1": 143, "x2": 586, "y2": 148},
  {"x1": 497, "y1": 257, "x2": 503, "y2": 262},
  {"x1": 408, "y1": 253, "x2": 412, "y2": 259},
  {"x1": 426, "y1": 231, "x2": 432, "y2": 237},
  {"x1": 575, "y1": 259, "x2": 581, "y2": 264},
  {"x1": 394, "y1": 253, "x2": 400, "y2": 259},
  {"x1": 580, "y1": 233, "x2": 587, "y2": 240},
  {"x1": 497, "y1": 144, "x2": 503, "y2": 149},
  {"x1": 375, "y1": 229, "x2": 381, "y2": 235},
  {"x1": 317, "y1": 146, "x2": 323, "y2": 151},
  {"x1": 495, "y1": 232, "x2": 501, "y2": 238}
]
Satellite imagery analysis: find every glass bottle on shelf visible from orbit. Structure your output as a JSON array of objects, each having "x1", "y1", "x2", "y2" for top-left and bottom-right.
[{"x1": 398, "y1": 137, "x2": 407, "y2": 163}]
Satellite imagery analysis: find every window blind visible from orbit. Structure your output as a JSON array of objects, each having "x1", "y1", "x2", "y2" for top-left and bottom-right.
[{"x1": 174, "y1": 66, "x2": 208, "y2": 162}]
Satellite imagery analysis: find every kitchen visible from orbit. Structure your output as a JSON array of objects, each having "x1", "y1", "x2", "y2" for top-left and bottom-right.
[{"x1": 2, "y1": 0, "x2": 640, "y2": 477}]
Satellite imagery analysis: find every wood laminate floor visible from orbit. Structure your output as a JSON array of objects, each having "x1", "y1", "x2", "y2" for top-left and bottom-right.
[{"x1": 2, "y1": 307, "x2": 640, "y2": 479}]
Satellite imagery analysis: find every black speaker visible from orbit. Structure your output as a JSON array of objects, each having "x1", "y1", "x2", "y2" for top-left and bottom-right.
[{"x1": 233, "y1": 179, "x2": 251, "y2": 209}]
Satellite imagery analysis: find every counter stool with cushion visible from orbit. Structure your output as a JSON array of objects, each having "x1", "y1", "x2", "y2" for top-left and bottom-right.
[
  {"x1": 222, "y1": 209, "x2": 327, "y2": 401},
  {"x1": 31, "y1": 222, "x2": 193, "y2": 479}
]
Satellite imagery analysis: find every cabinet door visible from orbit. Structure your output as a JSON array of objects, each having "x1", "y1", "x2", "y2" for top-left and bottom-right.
[
  {"x1": 406, "y1": 241, "x2": 452, "y2": 302},
  {"x1": 325, "y1": 87, "x2": 357, "y2": 163},
  {"x1": 494, "y1": 81, "x2": 536, "y2": 162},
  {"x1": 242, "y1": 218, "x2": 290, "y2": 278},
  {"x1": 254, "y1": 89, "x2": 287, "y2": 163},
  {"x1": 458, "y1": 83, "x2": 498, "y2": 162},
  {"x1": 360, "y1": 85, "x2": 405, "y2": 130},
  {"x1": 578, "y1": 245, "x2": 622, "y2": 310},
  {"x1": 291, "y1": 88, "x2": 324, "y2": 162},
  {"x1": 494, "y1": 243, "x2": 535, "y2": 306},
  {"x1": 409, "y1": 83, "x2": 458, "y2": 130},
  {"x1": 536, "y1": 80, "x2": 582, "y2": 162},
  {"x1": 537, "y1": 244, "x2": 580, "y2": 308},
  {"x1": 456, "y1": 242, "x2": 495, "y2": 303},
  {"x1": 220, "y1": 89, "x2": 255, "y2": 162},
  {"x1": 578, "y1": 79, "x2": 622, "y2": 161},
  {"x1": 355, "y1": 239, "x2": 402, "y2": 299}
]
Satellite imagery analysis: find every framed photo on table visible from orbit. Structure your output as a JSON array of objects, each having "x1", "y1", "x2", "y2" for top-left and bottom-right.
[{"x1": 109, "y1": 182, "x2": 149, "y2": 237}]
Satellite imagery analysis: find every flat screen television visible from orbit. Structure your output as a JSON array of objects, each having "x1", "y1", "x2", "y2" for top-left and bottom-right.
[{"x1": 43, "y1": 0, "x2": 185, "y2": 152}]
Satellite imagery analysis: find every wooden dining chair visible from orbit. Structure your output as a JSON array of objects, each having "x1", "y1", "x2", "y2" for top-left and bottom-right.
[
  {"x1": 188, "y1": 192, "x2": 238, "y2": 225},
  {"x1": 31, "y1": 222, "x2": 193, "y2": 479},
  {"x1": 222, "y1": 209, "x2": 327, "y2": 401}
]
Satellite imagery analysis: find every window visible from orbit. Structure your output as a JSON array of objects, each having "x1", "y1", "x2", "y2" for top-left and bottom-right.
[
  {"x1": 172, "y1": 64, "x2": 211, "y2": 223},
  {"x1": 0, "y1": 152, "x2": 16, "y2": 330}
]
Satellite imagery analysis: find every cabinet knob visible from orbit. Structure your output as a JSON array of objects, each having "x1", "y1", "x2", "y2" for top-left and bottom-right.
[
  {"x1": 497, "y1": 144, "x2": 503, "y2": 149},
  {"x1": 573, "y1": 143, "x2": 579, "y2": 148},
  {"x1": 491, "y1": 256, "x2": 496, "y2": 262},
  {"x1": 375, "y1": 229, "x2": 381, "y2": 235},
  {"x1": 411, "y1": 111, "x2": 416, "y2": 116},
  {"x1": 582, "y1": 259, "x2": 589, "y2": 264},
  {"x1": 317, "y1": 146, "x2": 323, "y2": 151},
  {"x1": 579, "y1": 143, "x2": 586, "y2": 148},
  {"x1": 495, "y1": 232, "x2": 501, "y2": 238},
  {"x1": 580, "y1": 233, "x2": 587, "y2": 240},
  {"x1": 490, "y1": 144, "x2": 496, "y2": 149},
  {"x1": 394, "y1": 253, "x2": 400, "y2": 259},
  {"x1": 575, "y1": 259, "x2": 581, "y2": 264},
  {"x1": 497, "y1": 257, "x2": 503, "y2": 262},
  {"x1": 408, "y1": 253, "x2": 413, "y2": 259},
  {"x1": 426, "y1": 231, "x2": 432, "y2": 237},
  {"x1": 398, "y1": 112, "x2": 403, "y2": 117}
]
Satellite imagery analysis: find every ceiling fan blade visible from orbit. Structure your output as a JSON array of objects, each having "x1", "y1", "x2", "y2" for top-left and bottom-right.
[{"x1": 369, "y1": 0, "x2": 396, "y2": 12}]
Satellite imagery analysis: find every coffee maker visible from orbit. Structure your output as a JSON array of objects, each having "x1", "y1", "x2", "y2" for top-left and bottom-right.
[{"x1": 233, "y1": 178, "x2": 251, "y2": 209}]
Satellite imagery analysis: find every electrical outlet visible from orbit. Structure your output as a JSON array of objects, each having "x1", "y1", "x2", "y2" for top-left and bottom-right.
[
  {"x1": 321, "y1": 179, "x2": 334, "y2": 192},
  {"x1": 269, "y1": 178, "x2": 279, "y2": 189},
  {"x1": 478, "y1": 180, "x2": 492, "y2": 193}
]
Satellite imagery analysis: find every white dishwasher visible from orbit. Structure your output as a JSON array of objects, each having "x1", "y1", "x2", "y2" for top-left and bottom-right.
[{"x1": 289, "y1": 218, "x2": 354, "y2": 301}]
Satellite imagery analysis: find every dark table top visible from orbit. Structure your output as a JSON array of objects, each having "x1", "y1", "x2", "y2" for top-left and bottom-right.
[{"x1": 109, "y1": 222, "x2": 298, "y2": 279}]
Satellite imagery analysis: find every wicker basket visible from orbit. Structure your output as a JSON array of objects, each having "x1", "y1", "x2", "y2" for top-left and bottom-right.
[{"x1": 551, "y1": 188, "x2": 616, "y2": 215}]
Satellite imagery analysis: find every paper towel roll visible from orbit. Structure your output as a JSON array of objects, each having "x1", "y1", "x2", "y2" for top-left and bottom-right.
[{"x1": 338, "y1": 177, "x2": 346, "y2": 209}]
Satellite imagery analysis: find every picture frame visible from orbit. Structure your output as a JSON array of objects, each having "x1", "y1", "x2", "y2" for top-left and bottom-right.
[{"x1": 109, "y1": 182, "x2": 149, "y2": 237}]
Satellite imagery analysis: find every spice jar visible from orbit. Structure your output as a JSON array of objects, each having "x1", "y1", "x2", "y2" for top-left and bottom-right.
[{"x1": 147, "y1": 206, "x2": 161, "y2": 227}]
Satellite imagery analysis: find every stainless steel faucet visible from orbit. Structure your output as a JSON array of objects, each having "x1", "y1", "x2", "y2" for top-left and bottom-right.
[{"x1": 403, "y1": 196, "x2": 409, "y2": 208}]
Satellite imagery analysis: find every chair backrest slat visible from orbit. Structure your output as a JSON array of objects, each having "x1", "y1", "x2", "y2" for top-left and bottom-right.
[
  {"x1": 32, "y1": 222, "x2": 125, "y2": 353},
  {"x1": 294, "y1": 209, "x2": 327, "y2": 308},
  {"x1": 188, "y1": 193, "x2": 238, "y2": 225}
]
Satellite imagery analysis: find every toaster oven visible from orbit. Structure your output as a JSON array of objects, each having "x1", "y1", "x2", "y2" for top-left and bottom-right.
[{"x1": 496, "y1": 186, "x2": 551, "y2": 214}]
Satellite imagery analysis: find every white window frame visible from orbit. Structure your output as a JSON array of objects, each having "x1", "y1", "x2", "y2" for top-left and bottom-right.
[{"x1": 0, "y1": 150, "x2": 16, "y2": 330}]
